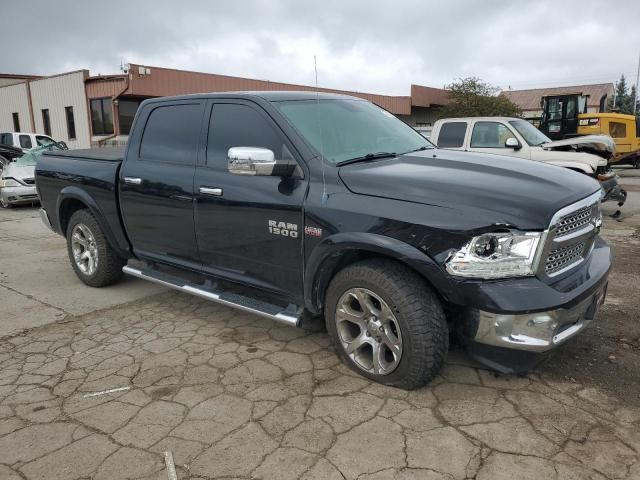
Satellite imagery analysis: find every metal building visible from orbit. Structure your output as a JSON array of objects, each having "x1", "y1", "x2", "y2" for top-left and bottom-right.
[{"x1": 0, "y1": 64, "x2": 450, "y2": 149}]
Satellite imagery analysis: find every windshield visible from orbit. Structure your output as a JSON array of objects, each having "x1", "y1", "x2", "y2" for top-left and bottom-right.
[
  {"x1": 509, "y1": 119, "x2": 551, "y2": 146},
  {"x1": 275, "y1": 99, "x2": 433, "y2": 164},
  {"x1": 15, "y1": 142, "x2": 65, "y2": 166}
]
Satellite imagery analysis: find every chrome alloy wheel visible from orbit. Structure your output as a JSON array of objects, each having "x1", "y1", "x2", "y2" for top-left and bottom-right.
[
  {"x1": 71, "y1": 223, "x2": 98, "y2": 276},
  {"x1": 335, "y1": 288, "x2": 403, "y2": 375}
]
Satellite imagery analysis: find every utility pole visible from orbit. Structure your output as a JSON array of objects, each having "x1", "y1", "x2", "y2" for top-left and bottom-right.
[{"x1": 635, "y1": 53, "x2": 640, "y2": 115}]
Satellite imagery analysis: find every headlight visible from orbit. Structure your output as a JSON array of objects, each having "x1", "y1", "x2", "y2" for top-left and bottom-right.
[
  {"x1": 0, "y1": 178, "x2": 21, "y2": 188},
  {"x1": 446, "y1": 232, "x2": 541, "y2": 279}
]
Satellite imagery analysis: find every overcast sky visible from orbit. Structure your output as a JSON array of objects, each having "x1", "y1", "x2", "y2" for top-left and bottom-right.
[{"x1": 3, "y1": 0, "x2": 639, "y2": 95}]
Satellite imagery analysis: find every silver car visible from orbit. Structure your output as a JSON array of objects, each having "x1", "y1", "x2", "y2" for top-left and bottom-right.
[
  {"x1": 0, "y1": 143, "x2": 66, "y2": 208},
  {"x1": 0, "y1": 155, "x2": 37, "y2": 208}
]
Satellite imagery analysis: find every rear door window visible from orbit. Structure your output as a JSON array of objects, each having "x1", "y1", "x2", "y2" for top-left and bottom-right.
[
  {"x1": 437, "y1": 122, "x2": 467, "y2": 148},
  {"x1": 139, "y1": 103, "x2": 202, "y2": 164},
  {"x1": 19, "y1": 135, "x2": 32, "y2": 149}
]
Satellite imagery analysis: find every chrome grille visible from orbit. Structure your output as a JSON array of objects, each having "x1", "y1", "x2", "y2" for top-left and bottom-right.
[
  {"x1": 22, "y1": 178, "x2": 35, "y2": 185},
  {"x1": 554, "y1": 204, "x2": 593, "y2": 238},
  {"x1": 545, "y1": 240, "x2": 587, "y2": 275},
  {"x1": 539, "y1": 192, "x2": 601, "y2": 279}
]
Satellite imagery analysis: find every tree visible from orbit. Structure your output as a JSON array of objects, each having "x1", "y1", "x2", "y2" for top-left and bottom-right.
[
  {"x1": 436, "y1": 77, "x2": 522, "y2": 118},
  {"x1": 608, "y1": 74, "x2": 637, "y2": 114}
]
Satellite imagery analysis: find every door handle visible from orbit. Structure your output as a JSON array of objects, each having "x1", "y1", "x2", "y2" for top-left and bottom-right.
[
  {"x1": 199, "y1": 187, "x2": 223, "y2": 196},
  {"x1": 124, "y1": 177, "x2": 142, "y2": 185}
]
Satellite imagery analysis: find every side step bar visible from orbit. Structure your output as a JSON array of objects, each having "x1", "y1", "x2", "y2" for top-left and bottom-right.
[{"x1": 123, "y1": 266, "x2": 301, "y2": 327}]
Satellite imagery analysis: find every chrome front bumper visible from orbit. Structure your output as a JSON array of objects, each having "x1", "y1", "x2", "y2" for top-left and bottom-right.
[{"x1": 472, "y1": 284, "x2": 607, "y2": 352}]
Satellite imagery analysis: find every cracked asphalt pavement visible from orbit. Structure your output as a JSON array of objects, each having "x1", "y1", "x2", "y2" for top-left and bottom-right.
[{"x1": 0, "y1": 169, "x2": 639, "y2": 480}]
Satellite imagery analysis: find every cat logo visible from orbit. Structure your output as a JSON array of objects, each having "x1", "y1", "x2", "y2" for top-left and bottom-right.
[{"x1": 268, "y1": 220, "x2": 298, "y2": 238}]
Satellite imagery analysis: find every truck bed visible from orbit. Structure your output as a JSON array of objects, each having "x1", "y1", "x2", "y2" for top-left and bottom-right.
[
  {"x1": 43, "y1": 147, "x2": 125, "y2": 162},
  {"x1": 36, "y1": 147, "x2": 131, "y2": 256}
]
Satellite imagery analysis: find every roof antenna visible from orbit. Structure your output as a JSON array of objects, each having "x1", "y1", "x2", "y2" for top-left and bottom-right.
[{"x1": 315, "y1": 55, "x2": 328, "y2": 204}]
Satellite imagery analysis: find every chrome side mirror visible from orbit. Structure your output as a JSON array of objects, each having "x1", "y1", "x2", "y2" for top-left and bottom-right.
[
  {"x1": 228, "y1": 147, "x2": 276, "y2": 176},
  {"x1": 505, "y1": 137, "x2": 521, "y2": 150}
]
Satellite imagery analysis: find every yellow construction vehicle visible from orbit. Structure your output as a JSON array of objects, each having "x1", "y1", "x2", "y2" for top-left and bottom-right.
[
  {"x1": 539, "y1": 93, "x2": 640, "y2": 168},
  {"x1": 577, "y1": 113, "x2": 640, "y2": 167}
]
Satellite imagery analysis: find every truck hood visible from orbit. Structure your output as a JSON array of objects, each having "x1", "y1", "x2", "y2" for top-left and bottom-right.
[
  {"x1": 338, "y1": 149, "x2": 601, "y2": 230},
  {"x1": 529, "y1": 147, "x2": 606, "y2": 171},
  {"x1": 541, "y1": 135, "x2": 615, "y2": 159}
]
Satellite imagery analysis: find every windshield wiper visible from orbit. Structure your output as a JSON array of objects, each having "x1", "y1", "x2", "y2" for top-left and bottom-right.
[
  {"x1": 403, "y1": 145, "x2": 433, "y2": 154},
  {"x1": 336, "y1": 152, "x2": 397, "y2": 167}
]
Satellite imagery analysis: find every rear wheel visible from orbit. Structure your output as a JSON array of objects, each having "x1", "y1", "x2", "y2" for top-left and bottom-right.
[
  {"x1": 325, "y1": 259, "x2": 448, "y2": 389},
  {"x1": 66, "y1": 209, "x2": 125, "y2": 287}
]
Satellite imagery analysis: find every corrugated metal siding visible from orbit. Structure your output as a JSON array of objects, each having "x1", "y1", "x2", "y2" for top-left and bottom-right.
[
  {"x1": 86, "y1": 76, "x2": 127, "y2": 99},
  {"x1": 126, "y1": 65, "x2": 413, "y2": 114},
  {"x1": 0, "y1": 83, "x2": 31, "y2": 132},
  {"x1": 29, "y1": 71, "x2": 91, "y2": 149}
]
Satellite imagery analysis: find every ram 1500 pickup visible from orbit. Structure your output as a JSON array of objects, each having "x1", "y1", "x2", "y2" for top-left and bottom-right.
[{"x1": 36, "y1": 92, "x2": 611, "y2": 389}]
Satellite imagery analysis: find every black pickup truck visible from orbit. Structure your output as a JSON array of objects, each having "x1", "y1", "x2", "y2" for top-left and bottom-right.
[{"x1": 36, "y1": 92, "x2": 611, "y2": 389}]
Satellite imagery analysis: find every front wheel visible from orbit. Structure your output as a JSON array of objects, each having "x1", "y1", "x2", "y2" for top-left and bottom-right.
[
  {"x1": 66, "y1": 209, "x2": 125, "y2": 287},
  {"x1": 325, "y1": 259, "x2": 448, "y2": 389},
  {"x1": 0, "y1": 194, "x2": 11, "y2": 208}
]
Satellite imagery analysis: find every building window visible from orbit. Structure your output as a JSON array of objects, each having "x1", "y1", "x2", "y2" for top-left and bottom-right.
[
  {"x1": 118, "y1": 99, "x2": 141, "y2": 135},
  {"x1": 42, "y1": 109, "x2": 51, "y2": 136},
  {"x1": 65, "y1": 106, "x2": 76, "y2": 140},
  {"x1": 12, "y1": 113, "x2": 20, "y2": 132},
  {"x1": 90, "y1": 98, "x2": 114, "y2": 135}
]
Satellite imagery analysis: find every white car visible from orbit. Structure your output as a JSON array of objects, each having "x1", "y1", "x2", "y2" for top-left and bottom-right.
[
  {"x1": 431, "y1": 117, "x2": 626, "y2": 205},
  {"x1": 431, "y1": 117, "x2": 610, "y2": 175},
  {"x1": 0, "y1": 132, "x2": 57, "y2": 152}
]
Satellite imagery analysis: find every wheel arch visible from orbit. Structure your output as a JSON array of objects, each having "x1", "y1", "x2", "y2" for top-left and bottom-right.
[
  {"x1": 304, "y1": 232, "x2": 457, "y2": 315},
  {"x1": 56, "y1": 187, "x2": 128, "y2": 257}
]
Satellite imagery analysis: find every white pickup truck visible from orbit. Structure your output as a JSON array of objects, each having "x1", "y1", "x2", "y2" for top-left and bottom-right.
[{"x1": 431, "y1": 117, "x2": 626, "y2": 205}]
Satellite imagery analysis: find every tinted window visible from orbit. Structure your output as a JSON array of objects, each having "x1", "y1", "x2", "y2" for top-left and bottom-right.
[
  {"x1": 90, "y1": 98, "x2": 114, "y2": 135},
  {"x1": 437, "y1": 122, "x2": 467, "y2": 148},
  {"x1": 207, "y1": 103, "x2": 284, "y2": 166},
  {"x1": 65, "y1": 106, "x2": 76, "y2": 140},
  {"x1": 609, "y1": 121, "x2": 627, "y2": 138},
  {"x1": 470, "y1": 122, "x2": 516, "y2": 148},
  {"x1": 42, "y1": 109, "x2": 51, "y2": 136},
  {"x1": 139, "y1": 104, "x2": 201, "y2": 164},
  {"x1": 19, "y1": 135, "x2": 32, "y2": 149},
  {"x1": 12, "y1": 113, "x2": 20, "y2": 132},
  {"x1": 0, "y1": 133, "x2": 13, "y2": 146}
]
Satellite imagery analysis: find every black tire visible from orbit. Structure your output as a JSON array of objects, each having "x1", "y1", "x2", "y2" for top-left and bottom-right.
[
  {"x1": 325, "y1": 259, "x2": 448, "y2": 389},
  {"x1": 634, "y1": 157, "x2": 640, "y2": 169},
  {"x1": 66, "y1": 209, "x2": 125, "y2": 287}
]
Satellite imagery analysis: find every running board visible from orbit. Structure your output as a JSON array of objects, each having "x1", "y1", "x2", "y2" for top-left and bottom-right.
[{"x1": 123, "y1": 265, "x2": 301, "y2": 327}]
